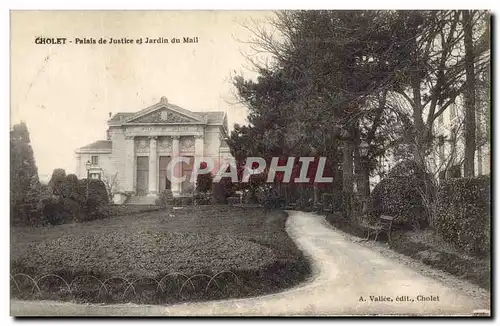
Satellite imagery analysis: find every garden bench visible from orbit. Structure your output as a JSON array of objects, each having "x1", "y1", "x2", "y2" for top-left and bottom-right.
[{"x1": 362, "y1": 215, "x2": 394, "y2": 242}]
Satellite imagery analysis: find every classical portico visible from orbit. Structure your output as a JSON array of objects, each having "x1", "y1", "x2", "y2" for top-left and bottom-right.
[{"x1": 75, "y1": 97, "x2": 232, "y2": 201}]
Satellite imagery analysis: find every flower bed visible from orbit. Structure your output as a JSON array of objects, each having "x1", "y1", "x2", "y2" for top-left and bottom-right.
[{"x1": 11, "y1": 206, "x2": 311, "y2": 304}]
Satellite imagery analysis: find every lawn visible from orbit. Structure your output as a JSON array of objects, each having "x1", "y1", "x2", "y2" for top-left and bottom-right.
[{"x1": 10, "y1": 205, "x2": 311, "y2": 304}]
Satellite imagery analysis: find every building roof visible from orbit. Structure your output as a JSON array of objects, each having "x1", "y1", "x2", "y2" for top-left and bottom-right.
[
  {"x1": 108, "y1": 112, "x2": 134, "y2": 123},
  {"x1": 194, "y1": 111, "x2": 225, "y2": 125},
  {"x1": 76, "y1": 140, "x2": 112, "y2": 153},
  {"x1": 109, "y1": 111, "x2": 225, "y2": 125},
  {"x1": 108, "y1": 98, "x2": 226, "y2": 126}
]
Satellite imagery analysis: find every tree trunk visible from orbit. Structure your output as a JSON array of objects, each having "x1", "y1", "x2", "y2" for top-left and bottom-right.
[
  {"x1": 342, "y1": 125, "x2": 355, "y2": 219},
  {"x1": 463, "y1": 10, "x2": 476, "y2": 178},
  {"x1": 353, "y1": 125, "x2": 366, "y2": 216},
  {"x1": 363, "y1": 164, "x2": 371, "y2": 197},
  {"x1": 411, "y1": 76, "x2": 426, "y2": 167},
  {"x1": 313, "y1": 183, "x2": 320, "y2": 206},
  {"x1": 353, "y1": 126, "x2": 363, "y2": 195}
]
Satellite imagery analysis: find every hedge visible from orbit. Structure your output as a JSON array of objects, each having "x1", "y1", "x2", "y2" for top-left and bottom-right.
[
  {"x1": 369, "y1": 160, "x2": 435, "y2": 229},
  {"x1": 434, "y1": 175, "x2": 491, "y2": 255},
  {"x1": 370, "y1": 176, "x2": 431, "y2": 228}
]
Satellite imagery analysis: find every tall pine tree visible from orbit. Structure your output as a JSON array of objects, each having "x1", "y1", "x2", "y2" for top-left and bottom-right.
[{"x1": 11, "y1": 122, "x2": 41, "y2": 225}]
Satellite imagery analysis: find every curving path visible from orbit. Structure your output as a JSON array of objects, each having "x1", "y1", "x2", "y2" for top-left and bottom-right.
[{"x1": 11, "y1": 211, "x2": 490, "y2": 316}]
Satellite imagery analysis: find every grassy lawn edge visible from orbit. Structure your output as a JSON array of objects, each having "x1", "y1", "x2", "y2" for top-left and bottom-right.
[{"x1": 11, "y1": 207, "x2": 312, "y2": 305}]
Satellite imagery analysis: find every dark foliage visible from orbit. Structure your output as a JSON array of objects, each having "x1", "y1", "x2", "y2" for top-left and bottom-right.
[
  {"x1": 77, "y1": 179, "x2": 110, "y2": 221},
  {"x1": 262, "y1": 188, "x2": 286, "y2": 209},
  {"x1": 48, "y1": 168, "x2": 67, "y2": 194},
  {"x1": 434, "y1": 175, "x2": 491, "y2": 255},
  {"x1": 41, "y1": 198, "x2": 73, "y2": 225},
  {"x1": 369, "y1": 161, "x2": 435, "y2": 229},
  {"x1": 196, "y1": 172, "x2": 213, "y2": 193},
  {"x1": 40, "y1": 177, "x2": 110, "y2": 224},
  {"x1": 10, "y1": 122, "x2": 41, "y2": 226},
  {"x1": 193, "y1": 191, "x2": 212, "y2": 205},
  {"x1": 211, "y1": 178, "x2": 236, "y2": 204}
]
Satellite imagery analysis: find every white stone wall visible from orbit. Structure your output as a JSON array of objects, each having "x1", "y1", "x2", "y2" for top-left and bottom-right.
[
  {"x1": 203, "y1": 125, "x2": 221, "y2": 156},
  {"x1": 204, "y1": 125, "x2": 228, "y2": 170},
  {"x1": 76, "y1": 123, "x2": 234, "y2": 195},
  {"x1": 432, "y1": 100, "x2": 490, "y2": 178},
  {"x1": 75, "y1": 153, "x2": 113, "y2": 180}
]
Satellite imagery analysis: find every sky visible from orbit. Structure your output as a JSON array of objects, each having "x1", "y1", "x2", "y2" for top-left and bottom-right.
[{"x1": 11, "y1": 10, "x2": 274, "y2": 180}]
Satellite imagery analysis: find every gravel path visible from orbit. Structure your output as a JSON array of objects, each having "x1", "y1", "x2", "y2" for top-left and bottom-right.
[{"x1": 11, "y1": 211, "x2": 490, "y2": 316}]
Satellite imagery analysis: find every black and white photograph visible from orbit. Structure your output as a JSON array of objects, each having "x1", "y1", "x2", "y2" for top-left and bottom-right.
[{"x1": 9, "y1": 9, "x2": 491, "y2": 317}]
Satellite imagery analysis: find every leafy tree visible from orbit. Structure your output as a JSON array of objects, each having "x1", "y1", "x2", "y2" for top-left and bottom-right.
[
  {"x1": 232, "y1": 11, "x2": 402, "y2": 217},
  {"x1": 10, "y1": 122, "x2": 41, "y2": 226},
  {"x1": 462, "y1": 10, "x2": 476, "y2": 177},
  {"x1": 232, "y1": 10, "x2": 490, "y2": 218}
]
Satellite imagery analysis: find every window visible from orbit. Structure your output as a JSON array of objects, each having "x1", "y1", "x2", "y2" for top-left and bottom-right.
[{"x1": 91, "y1": 155, "x2": 99, "y2": 165}]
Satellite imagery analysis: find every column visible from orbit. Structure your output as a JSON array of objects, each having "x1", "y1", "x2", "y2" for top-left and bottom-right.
[
  {"x1": 148, "y1": 136, "x2": 158, "y2": 196},
  {"x1": 194, "y1": 135, "x2": 204, "y2": 188},
  {"x1": 171, "y1": 135, "x2": 181, "y2": 196},
  {"x1": 124, "y1": 136, "x2": 135, "y2": 193}
]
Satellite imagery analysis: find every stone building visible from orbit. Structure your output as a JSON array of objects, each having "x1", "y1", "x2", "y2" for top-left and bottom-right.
[{"x1": 75, "y1": 97, "x2": 232, "y2": 202}]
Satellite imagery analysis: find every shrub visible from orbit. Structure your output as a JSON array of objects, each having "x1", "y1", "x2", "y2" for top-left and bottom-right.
[
  {"x1": 62, "y1": 197, "x2": 84, "y2": 220},
  {"x1": 41, "y1": 198, "x2": 72, "y2": 225},
  {"x1": 262, "y1": 188, "x2": 286, "y2": 209},
  {"x1": 37, "y1": 177, "x2": 110, "y2": 225},
  {"x1": 88, "y1": 179, "x2": 109, "y2": 205},
  {"x1": 48, "y1": 168, "x2": 66, "y2": 195},
  {"x1": 56, "y1": 174, "x2": 81, "y2": 201},
  {"x1": 196, "y1": 172, "x2": 213, "y2": 193},
  {"x1": 321, "y1": 192, "x2": 343, "y2": 212},
  {"x1": 369, "y1": 160, "x2": 435, "y2": 229},
  {"x1": 387, "y1": 160, "x2": 429, "y2": 179},
  {"x1": 211, "y1": 178, "x2": 235, "y2": 204},
  {"x1": 11, "y1": 122, "x2": 42, "y2": 226},
  {"x1": 11, "y1": 176, "x2": 42, "y2": 226},
  {"x1": 76, "y1": 179, "x2": 109, "y2": 221},
  {"x1": 434, "y1": 175, "x2": 490, "y2": 255},
  {"x1": 370, "y1": 176, "x2": 431, "y2": 229},
  {"x1": 155, "y1": 189, "x2": 174, "y2": 207},
  {"x1": 296, "y1": 195, "x2": 314, "y2": 212}
]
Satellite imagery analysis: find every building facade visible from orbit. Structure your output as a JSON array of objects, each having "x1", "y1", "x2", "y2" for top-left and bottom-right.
[
  {"x1": 75, "y1": 97, "x2": 232, "y2": 200},
  {"x1": 370, "y1": 98, "x2": 490, "y2": 189},
  {"x1": 432, "y1": 100, "x2": 490, "y2": 180}
]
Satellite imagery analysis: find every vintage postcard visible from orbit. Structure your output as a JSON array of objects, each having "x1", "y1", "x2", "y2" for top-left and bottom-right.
[{"x1": 10, "y1": 10, "x2": 491, "y2": 317}]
